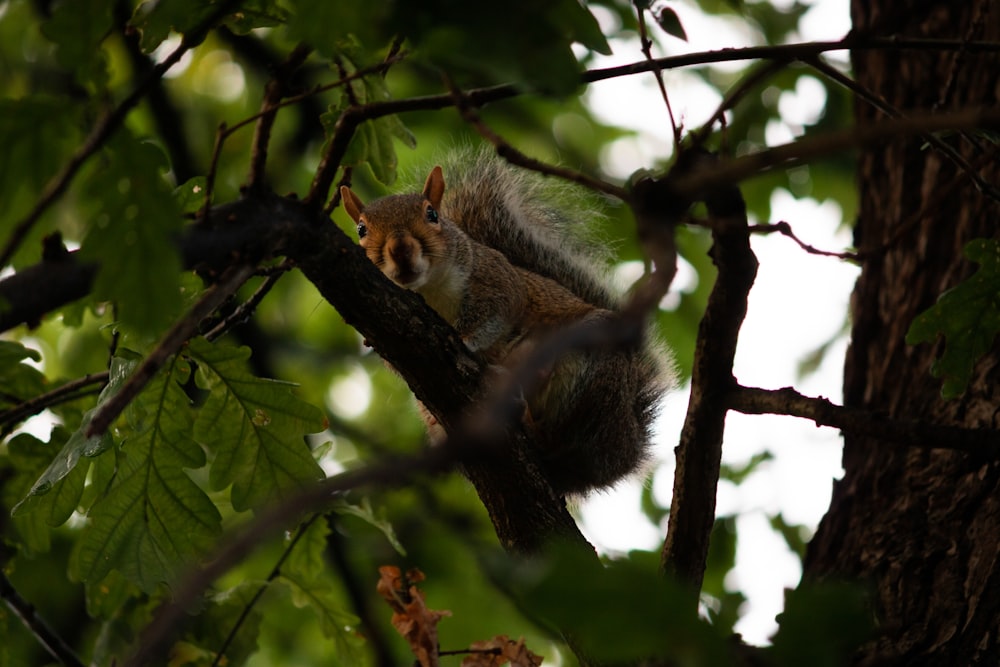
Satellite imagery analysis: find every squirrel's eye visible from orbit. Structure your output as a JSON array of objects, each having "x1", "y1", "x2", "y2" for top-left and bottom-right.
[
  {"x1": 425, "y1": 205, "x2": 439, "y2": 223},
  {"x1": 357, "y1": 222, "x2": 367, "y2": 239}
]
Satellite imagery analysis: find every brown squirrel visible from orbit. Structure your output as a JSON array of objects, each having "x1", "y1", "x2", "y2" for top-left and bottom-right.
[{"x1": 340, "y1": 153, "x2": 667, "y2": 495}]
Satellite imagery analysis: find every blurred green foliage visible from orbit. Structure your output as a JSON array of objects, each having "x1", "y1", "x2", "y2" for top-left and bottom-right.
[{"x1": 0, "y1": 0, "x2": 869, "y2": 665}]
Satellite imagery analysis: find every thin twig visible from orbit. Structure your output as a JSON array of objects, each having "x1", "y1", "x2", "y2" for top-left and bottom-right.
[
  {"x1": 581, "y1": 36, "x2": 1000, "y2": 86},
  {"x1": 248, "y1": 43, "x2": 314, "y2": 191},
  {"x1": 0, "y1": 0, "x2": 244, "y2": 270},
  {"x1": 690, "y1": 59, "x2": 789, "y2": 148},
  {"x1": 204, "y1": 261, "x2": 292, "y2": 342},
  {"x1": 727, "y1": 384, "x2": 1000, "y2": 455},
  {"x1": 210, "y1": 515, "x2": 321, "y2": 667},
  {"x1": 934, "y1": 0, "x2": 988, "y2": 113},
  {"x1": 447, "y1": 82, "x2": 628, "y2": 200},
  {"x1": 0, "y1": 571, "x2": 86, "y2": 667},
  {"x1": 86, "y1": 263, "x2": 257, "y2": 437},
  {"x1": 749, "y1": 221, "x2": 861, "y2": 262},
  {"x1": 0, "y1": 372, "x2": 110, "y2": 436},
  {"x1": 322, "y1": 166, "x2": 354, "y2": 216},
  {"x1": 126, "y1": 444, "x2": 461, "y2": 667},
  {"x1": 202, "y1": 122, "x2": 228, "y2": 218},
  {"x1": 325, "y1": 515, "x2": 397, "y2": 667},
  {"x1": 805, "y1": 55, "x2": 1000, "y2": 203},
  {"x1": 635, "y1": 3, "x2": 681, "y2": 148},
  {"x1": 671, "y1": 106, "x2": 1000, "y2": 196},
  {"x1": 222, "y1": 52, "x2": 409, "y2": 141}
]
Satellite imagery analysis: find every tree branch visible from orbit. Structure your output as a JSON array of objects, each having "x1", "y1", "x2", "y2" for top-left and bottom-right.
[
  {"x1": 805, "y1": 55, "x2": 1000, "y2": 203},
  {"x1": 86, "y1": 263, "x2": 256, "y2": 437},
  {"x1": 0, "y1": 570, "x2": 85, "y2": 667},
  {"x1": 672, "y1": 106, "x2": 1000, "y2": 195},
  {"x1": 749, "y1": 220, "x2": 861, "y2": 262},
  {"x1": 0, "y1": 0, "x2": 244, "y2": 269},
  {"x1": 0, "y1": 372, "x2": 109, "y2": 437},
  {"x1": 726, "y1": 384, "x2": 1000, "y2": 456},
  {"x1": 210, "y1": 515, "x2": 321, "y2": 667},
  {"x1": 660, "y1": 151, "x2": 757, "y2": 607},
  {"x1": 125, "y1": 445, "x2": 460, "y2": 667},
  {"x1": 247, "y1": 43, "x2": 313, "y2": 191},
  {"x1": 325, "y1": 514, "x2": 397, "y2": 667}
]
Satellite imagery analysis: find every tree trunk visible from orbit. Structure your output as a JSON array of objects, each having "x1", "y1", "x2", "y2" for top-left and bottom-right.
[{"x1": 804, "y1": 2, "x2": 1000, "y2": 664}]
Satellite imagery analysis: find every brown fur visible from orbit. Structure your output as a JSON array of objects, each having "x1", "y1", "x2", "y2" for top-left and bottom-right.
[{"x1": 340, "y1": 159, "x2": 668, "y2": 495}]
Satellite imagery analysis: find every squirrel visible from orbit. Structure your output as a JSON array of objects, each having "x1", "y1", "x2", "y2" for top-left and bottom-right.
[{"x1": 340, "y1": 151, "x2": 668, "y2": 496}]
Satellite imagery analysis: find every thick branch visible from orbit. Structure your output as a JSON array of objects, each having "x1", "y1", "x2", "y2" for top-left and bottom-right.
[
  {"x1": 280, "y1": 198, "x2": 593, "y2": 554},
  {"x1": 660, "y1": 153, "x2": 757, "y2": 606}
]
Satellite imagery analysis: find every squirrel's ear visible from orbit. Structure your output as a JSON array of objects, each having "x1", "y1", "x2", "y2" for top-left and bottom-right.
[
  {"x1": 423, "y1": 166, "x2": 445, "y2": 209},
  {"x1": 340, "y1": 186, "x2": 364, "y2": 223}
]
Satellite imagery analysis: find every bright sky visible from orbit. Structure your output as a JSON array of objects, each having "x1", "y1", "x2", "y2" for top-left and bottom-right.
[{"x1": 577, "y1": 0, "x2": 855, "y2": 645}]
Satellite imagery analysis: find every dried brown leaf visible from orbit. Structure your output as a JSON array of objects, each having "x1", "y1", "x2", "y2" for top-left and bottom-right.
[
  {"x1": 377, "y1": 566, "x2": 451, "y2": 667},
  {"x1": 461, "y1": 635, "x2": 543, "y2": 667}
]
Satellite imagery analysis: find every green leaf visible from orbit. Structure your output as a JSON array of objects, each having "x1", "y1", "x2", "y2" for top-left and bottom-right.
[
  {"x1": 719, "y1": 451, "x2": 773, "y2": 485},
  {"x1": 351, "y1": 115, "x2": 417, "y2": 186},
  {"x1": 3, "y1": 432, "x2": 87, "y2": 554},
  {"x1": 279, "y1": 518, "x2": 364, "y2": 656},
  {"x1": 769, "y1": 582, "x2": 871, "y2": 667},
  {"x1": 225, "y1": 0, "x2": 291, "y2": 34},
  {"x1": 0, "y1": 341, "x2": 45, "y2": 409},
  {"x1": 77, "y1": 353, "x2": 221, "y2": 592},
  {"x1": 702, "y1": 516, "x2": 738, "y2": 599},
  {"x1": 332, "y1": 497, "x2": 407, "y2": 556},
  {"x1": 703, "y1": 589, "x2": 746, "y2": 635},
  {"x1": 13, "y1": 354, "x2": 137, "y2": 515},
  {"x1": 80, "y1": 135, "x2": 183, "y2": 336},
  {"x1": 131, "y1": 0, "x2": 209, "y2": 52},
  {"x1": 174, "y1": 176, "x2": 208, "y2": 214},
  {"x1": 552, "y1": 0, "x2": 613, "y2": 55},
  {"x1": 284, "y1": 517, "x2": 330, "y2": 585},
  {"x1": 494, "y1": 545, "x2": 729, "y2": 663},
  {"x1": 285, "y1": 0, "x2": 385, "y2": 57},
  {"x1": 770, "y1": 513, "x2": 809, "y2": 560},
  {"x1": 652, "y1": 6, "x2": 689, "y2": 41},
  {"x1": 0, "y1": 99, "x2": 83, "y2": 265},
  {"x1": 188, "y1": 337, "x2": 326, "y2": 511},
  {"x1": 906, "y1": 239, "x2": 1000, "y2": 398},
  {"x1": 322, "y1": 52, "x2": 417, "y2": 186},
  {"x1": 130, "y1": 0, "x2": 249, "y2": 52},
  {"x1": 639, "y1": 482, "x2": 669, "y2": 526},
  {"x1": 275, "y1": 573, "x2": 360, "y2": 652},
  {"x1": 41, "y1": 0, "x2": 114, "y2": 86},
  {"x1": 189, "y1": 582, "x2": 266, "y2": 666}
]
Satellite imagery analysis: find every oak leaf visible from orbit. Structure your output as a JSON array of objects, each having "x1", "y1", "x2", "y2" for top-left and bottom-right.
[
  {"x1": 461, "y1": 635, "x2": 543, "y2": 667},
  {"x1": 377, "y1": 566, "x2": 451, "y2": 667}
]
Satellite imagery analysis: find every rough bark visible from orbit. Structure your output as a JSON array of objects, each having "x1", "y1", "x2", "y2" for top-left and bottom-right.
[{"x1": 804, "y1": 2, "x2": 1000, "y2": 665}]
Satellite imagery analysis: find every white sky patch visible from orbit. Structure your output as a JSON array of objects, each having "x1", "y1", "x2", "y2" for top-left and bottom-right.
[
  {"x1": 579, "y1": 0, "x2": 857, "y2": 645},
  {"x1": 326, "y1": 363, "x2": 373, "y2": 419},
  {"x1": 154, "y1": 35, "x2": 194, "y2": 78}
]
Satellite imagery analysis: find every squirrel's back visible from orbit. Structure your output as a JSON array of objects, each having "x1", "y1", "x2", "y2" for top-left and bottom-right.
[
  {"x1": 431, "y1": 149, "x2": 618, "y2": 311},
  {"x1": 359, "y1": 149, "x2": 673, "y2": 495}
]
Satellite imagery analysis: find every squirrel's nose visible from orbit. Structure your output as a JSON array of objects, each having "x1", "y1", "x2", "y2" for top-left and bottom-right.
[{"x1": 387, "y1": 234, "x2": 419, "y2": 265}]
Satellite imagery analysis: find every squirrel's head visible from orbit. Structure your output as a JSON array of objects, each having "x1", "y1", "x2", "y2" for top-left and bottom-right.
[{"x1": 340, "y1": 166, "x2": 448, "y2": 290}]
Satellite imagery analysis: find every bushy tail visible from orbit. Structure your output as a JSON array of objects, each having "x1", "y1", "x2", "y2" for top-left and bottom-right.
[{"x1": 434, "y1": 148, "x2": 619, "y2": 311}]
